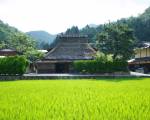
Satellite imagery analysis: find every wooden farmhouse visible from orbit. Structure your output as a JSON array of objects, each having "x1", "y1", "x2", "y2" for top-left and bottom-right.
[
  {"x1": 128, "y1": 42, "x2": 150, "y2": 73},
  {"x1": 35, "y1": 35, "x2": 96, "y2": 73}
]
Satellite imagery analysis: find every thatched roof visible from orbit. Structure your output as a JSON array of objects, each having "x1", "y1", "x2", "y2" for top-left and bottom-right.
[{"x1": 44, "y1": 35, "x2": 96, "y2": 60}]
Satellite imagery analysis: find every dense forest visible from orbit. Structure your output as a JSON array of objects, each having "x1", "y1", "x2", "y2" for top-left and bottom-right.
[
  {"x1": 88, "y1": 6, "x2": 150, "y2": 43},
  {"x1": 52, "y1": 6, "x2": 150, "y2": 46},
  {"x1": 0, "y1": 21, "x2": 56, "y2": 50},
  {"x1": 0, "y1": 20, "x2": 44, "y2": 62},
  {"x1": 1, "y1": 6, "x2": 150, "y2": 50},
  {"x1": 0, "y1": 20, "x2": 35, "y2": 52}
]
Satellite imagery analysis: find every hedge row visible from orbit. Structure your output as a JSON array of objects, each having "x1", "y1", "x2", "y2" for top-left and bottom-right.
[
  {"x1": 73, "y1": 60, "x2": 128, "y2": 74},
  {"x1": 0, "y1": 56, "x2": 29, "y2": 75}
]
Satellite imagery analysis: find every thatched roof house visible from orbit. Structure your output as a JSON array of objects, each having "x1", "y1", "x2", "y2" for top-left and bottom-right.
[{"x1": 36, "y1": 35, "x2": 96, "y2": 73}]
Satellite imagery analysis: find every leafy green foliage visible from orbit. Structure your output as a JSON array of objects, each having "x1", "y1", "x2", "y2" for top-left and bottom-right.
[
  {"x1": 51, "y1": 6, "x2": 150, "y2": 50},
  {"x1": 74, "y1": 60, "x2": 128, "y2": 73},
  {"x1": 73, "y1": 53, "x2": 128, "y2": 74},
  {"x1": 0, "y1": 20, "x2": 35, "y2": 52},
  {"x1": 10, "y1": 32, "x2": 36, "y2": 53},
  {"x1": 95, "y1": 51, "x2": 112, "y2": 62},
  {"x1": 58, "y1": 6, "x2": 150, "y2": 46},
  {"x1": 96, "y1": 23, "x2": 136, "y2": 60},
  {"x1": 0, "y1": 56, "x2": 29, "y2": 75},
  {"x1": 0, "y1": 20, "x2": 43, "y2": 62},
  {"x1": 118, "y1": 7, "x2": 150, "y2": 42},
  {"x1": 25, "y1": 50, "x2": 44, "y2": 62},
  {"x1": 80, "y1": 25, "x2": 102, "y2": 43},
  {"x1": 0, "y1": 79, "x2": 150, "y2": 119}
]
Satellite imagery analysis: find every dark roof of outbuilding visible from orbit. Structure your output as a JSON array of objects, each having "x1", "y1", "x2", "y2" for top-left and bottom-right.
[
  {"x1": 0, "y1": 49, "x2": 16, "y2": 52},
  {"x1": 137, "y1": 42, "x2": 150, "y2": 49}
]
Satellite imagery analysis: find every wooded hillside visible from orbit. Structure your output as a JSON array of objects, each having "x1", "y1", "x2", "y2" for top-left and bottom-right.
[{"x1": 0, "y1": 20, "x2": 35, "y2": 53}]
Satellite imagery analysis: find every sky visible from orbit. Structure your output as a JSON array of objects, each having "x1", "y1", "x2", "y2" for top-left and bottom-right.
[{"x1": 0, "y1": 0, "x2": 149, "y2": 34}]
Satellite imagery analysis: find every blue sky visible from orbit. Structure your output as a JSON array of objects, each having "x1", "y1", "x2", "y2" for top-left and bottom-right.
[{"x1": 0, "y1": 0, "x2": 149, "y2": 34}]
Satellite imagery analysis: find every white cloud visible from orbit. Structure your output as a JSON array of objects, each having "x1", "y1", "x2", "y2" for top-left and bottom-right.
[{"x1": 0, "y1": 0, "x2": 149, "y2": 34}]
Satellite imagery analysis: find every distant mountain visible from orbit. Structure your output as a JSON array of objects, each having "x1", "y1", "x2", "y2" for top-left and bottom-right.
[
  {"x1": 26, "y1": 31, "x2": 56, "y2": 49},
  {"x1": 88, "y1": 24, "x2": 98, "y2": 28}
]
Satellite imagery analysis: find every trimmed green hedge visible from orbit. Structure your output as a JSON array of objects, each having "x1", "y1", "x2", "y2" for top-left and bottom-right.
[
  {"x1": 0, "y1": 56, "x2": 29, "y2": 75},
  {"x1": 73, "y1": 60, "x2": 128, "y2": 74}
]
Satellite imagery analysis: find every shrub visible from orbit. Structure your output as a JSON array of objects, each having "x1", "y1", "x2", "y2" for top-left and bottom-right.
[
  {"x1": 0, "y1": 56, "x2": 29, "y2": 75},
  {"x1": 73, "y1": 59, "x2": 128, "y2": 74}
]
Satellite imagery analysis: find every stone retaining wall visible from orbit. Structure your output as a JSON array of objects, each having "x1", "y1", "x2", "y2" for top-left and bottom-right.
[{"x1": 0, "y1": 73, "x2": 148, "y2": 81}]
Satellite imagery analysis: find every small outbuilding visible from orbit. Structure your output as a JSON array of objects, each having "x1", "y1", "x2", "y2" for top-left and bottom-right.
[
  {"x1": 0, "y1": 49, "x2": 18, "y2": 57},
  {"x1": 128, "y1": 42, "x2": 150, "y2": 73},
  {"x1": 36, "y1": 35, "x2": 96, "y2": 73}
]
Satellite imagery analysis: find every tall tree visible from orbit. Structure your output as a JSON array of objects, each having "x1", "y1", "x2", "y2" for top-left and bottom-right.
[
  {"x1": 10, "y1": 32, "x2": 36, "y2": 53},
  {"x1": 80, "y1": 25, "x2": 98, "y2": 42},
  {"x1": 65, "y1": 26, "x2": 79, "y2": 35},
  {"x1": 96, "y1": 23, "x2": 136, "y2": 60}
]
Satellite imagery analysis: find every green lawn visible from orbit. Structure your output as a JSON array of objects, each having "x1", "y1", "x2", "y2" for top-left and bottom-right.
[{"x1": 0, "y1": 78, "x2": 150, "y2": 120}]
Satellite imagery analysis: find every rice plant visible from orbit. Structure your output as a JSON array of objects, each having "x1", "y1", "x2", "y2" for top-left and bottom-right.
[{"x1": 0, "y1": 78, "x2": 150, "y2": 120}]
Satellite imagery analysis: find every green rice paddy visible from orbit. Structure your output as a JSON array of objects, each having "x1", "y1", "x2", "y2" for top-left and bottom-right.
[{"x1": 0, "y1": 78, "x2": 150, "y2": 120}]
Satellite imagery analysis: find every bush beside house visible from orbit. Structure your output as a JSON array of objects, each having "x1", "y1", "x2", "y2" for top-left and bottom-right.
[
  {"x1": 74, "y1": 60, "x2": 128, "y2": 74},
  {"x1": 0, "y1": 56, "x2": 29, "y2": 75},
  {"x1": 73, "y1": 53, "x2": 128, "y2": 74}
]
